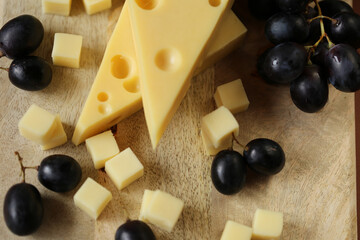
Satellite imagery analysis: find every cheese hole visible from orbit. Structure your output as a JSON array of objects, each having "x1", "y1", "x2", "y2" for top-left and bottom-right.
[
  {"x1": 123, "y1": 77, "x2": 140, "y2": 93},
  {"x1": 209, "y1": 0, "x2": 221, "y2": 7},
  {"x1": 155, "y1": 48, "x2": 181, "y2": 72},
  {"x1": 135, "y1": 0, "x2": 158, "y2": 10},
  {"x1": 97, "y1": 92, "x2": 108, "y2": 102},
  {"x1": 111, "y1": 55, "x2": 130, "y2": 79},
  {"x1": 98, "y1": 104, "x2": 111, "y2": 115}
]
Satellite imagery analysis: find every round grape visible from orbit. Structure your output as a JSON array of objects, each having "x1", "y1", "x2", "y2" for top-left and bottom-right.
[
  {"x1": 318, "y1": 0, "x2": 353, "y2": 17},
  {"x1": 329, "y1": 12, "x2": 360, "y2": 49},
  {"x1": 276, "y1": 0, "x2": 308, "y2": 13},
  {"x1": 115, "y1": 220, "x2": 156, "y2": 240}
]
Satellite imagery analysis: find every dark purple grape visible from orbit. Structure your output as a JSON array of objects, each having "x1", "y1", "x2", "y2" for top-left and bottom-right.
[
  {"x1": 3, "y1": 183, "x2": 43, "y2": 236},
  {"x1": 276, "y1": 0, "x2": 308, "y2": 13},
  {"x1": 243, "y1": 139, "x2": 285, "y2": 175},
  {"x1": 0, "y1": 15, "x2": 44, "y2": 59},
  {"x1": 310, "y1": 41, "x2": 330, "y2": 67},
  {"x1": 211, "y1": 150, "x2": 246, "y2": 195},
  {"x1": 329, "y1": 12, "x2": 360, "y2": 49},
  {"x1": 248, "y1": 0, "x2": 281, "y2": 20},
  {"x1": 290, "y1": 65, "x2": 329, "y2": 113},
  {"x1": 115, "y1": 220, "x2": 156, "y2": 240},
  {"x1": 265, "y1": 12, "x2": 309, "y2": 44},
  {"x1": 38, "y1": 155, "x2": 82, "y2": 193},
  {"x1": 257, "y1": 48, "x2": 279, "y2": 84},
  {"x1": 262, "y1": 42, "x2": 307, "y2": 84},
  {"x1": 318, "y1": 0, "x2": 353, "y2": 17},
  {"x1": 325, "y1": 44, "x2": 360, "y2": 92},
  {"x1": 306, "y1": 18, "x2": 322, "y2": 45},
  {"x1": 9, "y1": 56, "x2": 52, "y2": 91}
]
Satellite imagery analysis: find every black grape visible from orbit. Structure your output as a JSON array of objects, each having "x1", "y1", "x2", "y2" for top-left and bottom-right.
[
  {"x1": 257, "y1": 48, "x2": 278, "y2": 84},
  {"x1": 325, "y1": 44, "x2": 360, "y2": 92},
  {"x1": 276, "y1": 0, "x2": 308, "y2": 13},
  {"x1": 38, "y1": 155, "x2": 82, "y2": 193},
  {"x1": 318, "y1": 0, "x2": 353, "y2": 17},
  {"x1": 265, "y1": 12, "x2": 309, "y2": 44},
  {"x1": 211, "y1": 150, "x2": 246, "y2": 195},
  {"x1": 290, "y1": 65, "x2": 329, "y2": 113},
  {"x1": 9, "y1": 56, "x2": 52, "y2": 91},
  {"x1": 248, "y1": 0, "x2": 281, "y2": 20},
  {"x1": 329, "y1": 12, "x2": 360, "y2": 49},
  {"x1": 3, "y1": 183, "x2": 44, "y2": 236},
  {"x1": 0, "y1": 15, "x2": 44, "y2": 59},
  {"x1": 310, "y1": 41, "x2": 330, "y2": 67},
  {"x1": 115, "y1": 220, "x2": 156, "y2": 240},
  {"x1": 243, "y1": 139, "x2": 285, "y2": 175},
  {"x1": 306, "y1": 19, "x2": 322, "y2": 45},
  {"x1": 262, "y1": 42, "x2": 307, "y2": 84}
]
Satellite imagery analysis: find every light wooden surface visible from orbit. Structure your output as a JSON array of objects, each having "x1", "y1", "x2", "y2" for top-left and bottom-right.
[{"x1": 0, "y1": 0, "x2": 356, "y2": 239}]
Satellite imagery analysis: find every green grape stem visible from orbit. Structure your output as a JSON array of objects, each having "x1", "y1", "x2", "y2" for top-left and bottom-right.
[{"x1": 14, "y1": 151, "x2": 39, "y2": 183}]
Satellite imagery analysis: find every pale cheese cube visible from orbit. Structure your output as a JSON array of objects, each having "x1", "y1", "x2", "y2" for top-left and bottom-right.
[
  {"x1": 18, "y1": 104, "x2": 58, "y2": 145},
  {"x1": 144, "y1": 190, "x2": 184, "y2": 232},
  {"x1": 41, "y1": 116, "x2": 67, "y2": 150},
  {"x1": 221, "y1": 221, "x2": 252, "y2": 240},
  {"x1": 252, "y1": 209, "x2": 283, "y2": 240},
  {"x1": 82, "y1": 0, "x2": 111, "y2": 15},
  {"x1": 105, "y1": 147, "x2": 144, "y2": 190},
  {"x1": 73, "y1": 177, "x2": 112, "y2": 219},
  {"x1": 52, "y1": 33, "x2": 83, "y2": 68},
  {"x1": 85, "y1": 130, "x2": 120, "y2": 169},
  {"x1": 214, "y1": 79, "x2": 250, "y2": 114},
  {"x1": 139, "y1": 189, "x2": 155, "y2": 223},
  {"x1": 201, "y1": 106, "x2": 239, "y2": 148},
  {"x1": 201, "y1": 130, "x2": 232, "y2": 156},
  {"x1": 42, "y1": 0, "x2": 72, "y2": 16}
]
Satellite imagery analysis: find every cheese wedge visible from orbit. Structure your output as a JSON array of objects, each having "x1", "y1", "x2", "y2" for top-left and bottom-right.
[
  {"x1": 128, "y1": 0, "x2": 233, "y2": 148},
  {"x1": 72, "y1": 3, "x2": 245, "y2": 146}
]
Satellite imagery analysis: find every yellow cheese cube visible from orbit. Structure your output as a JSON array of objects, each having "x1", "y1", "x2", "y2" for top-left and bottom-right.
[
  {"x1": 18, "y1": 104, "x2": 58, "y2": 145},
  {"x1": 52, "y1": 33, "x2": 83, "y2": 68},
  {"x1": 41, "y1": 116, "x2": 67, "y2": 150},
  {"x1": 252, "y1": 209, "x2": 283, "y2": 240},
  {"x1": 201, "y1": 130, "x2": 232, "y2": 156},
  {"x1": 214, "y1": 79, "x2": 250, "y2": 114},
  {"x1": 82, "y1": 0, "x2": 111, "y2": 15},
  {"x1": 73, "y1": 177, "x2": 112, "y2": 219},
  {"x1": 42, "y1": 0, "x2": 72, "y2": 16},
  {"x1": 201, "y1": 106, "x2": 239, "y2": 148},
  {"x1": 221, "y1": 221, "x2": 252, "y2": 240},
  {"x1": 144, "y1": 190, "x2": 184, "y2": 232},
  {"x1": 85, "y1": 130, "x2": 119, "y2": 169},
  {"x1": 139, "y1": 189, "x2": 155, "y2": 223},
  {"x1": 105, "y1": 147, "x2": 144, "y2": 190}
]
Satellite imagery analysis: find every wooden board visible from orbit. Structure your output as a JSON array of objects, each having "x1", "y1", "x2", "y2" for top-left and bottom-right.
[{"x1": 0, "y1": 0, "x2": 357, "y2": 239}]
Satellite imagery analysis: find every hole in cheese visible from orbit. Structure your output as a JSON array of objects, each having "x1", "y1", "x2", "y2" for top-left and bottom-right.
[
  {"x1": 98, "y1": 104, "x2": 111, "y2": 115},
  {"x1": 135, "y1": 0, "x2": 158, "y2": 10},
  {"x1": 209, "y1": 0, "x2": 221, "y2": 7},
  {"x1": 97, "y1": 92, "x2": 109, "y2": 102},
  {"x1": 155, "y1": 48, "x2": 181, "y2": 72},
  {"x1": 123, "y1": 77, "x2": 140, "y2": 93},
  {"x1": 111, "y1": 55, "x2": 131, "y2": 79}
]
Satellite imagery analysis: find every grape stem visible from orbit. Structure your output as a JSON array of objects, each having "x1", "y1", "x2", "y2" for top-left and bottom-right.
[
  {"x1": 307, "y1": 16, "x2": 337, "y2": 25},
  {"x1": 14, "y1": 151, "x2": 39, "y2": 183},
  {"x1": 0, "y1": 66, "x2": 9, "y2": 72}
]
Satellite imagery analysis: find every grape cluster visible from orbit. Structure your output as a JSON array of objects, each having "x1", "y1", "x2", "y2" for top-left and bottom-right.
[
  {"x1": 0, "y1": 15, "x2": 52, "y2": 91},
  {"x1": 254, "y1": 0, "x2": 360, "y2": 113}
]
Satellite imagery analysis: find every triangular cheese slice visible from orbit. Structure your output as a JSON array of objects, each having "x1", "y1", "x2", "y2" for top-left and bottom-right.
[{"x1": 128, "y1": 0, "x2": 233, "y2": 148}]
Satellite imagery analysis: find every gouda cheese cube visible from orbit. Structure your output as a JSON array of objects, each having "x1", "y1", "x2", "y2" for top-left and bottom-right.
[
  {"x1": 52, "y1": 33, "x2": 83, "y2": 68},
  {"x1": 41, "y1": 116, "x2": 67, "y2": 150},
  {"x1": 18, "y1": 104, "x2": 58, "y2": 145},
  {"x1": 221, "y1": 221, "x2": 252, "y2": 240},
  {"x1": 214, "y1": 79, "x2": 250, "y2": 114},
  {"x1": 252, "y1": 209, "x2": 283, "y2": 240},
  {"x1": 105, "y1": 147, "x2": 144, "y2": 190},
  {"x1": 42, "y1": 0, "x2": 72, "y2": 16},
  {"x1": 73, "y1": 177, "x2": 112, "y2": 220},
  {"x1": 139, "y1": 189, "x2": 155, "y2": 223},
  {"x1": 201, "y1": 130, "x2": 232, "y2": 156},
  {"x1": 82, "y1": 0, "x2": 111, "y2": 15},
  {"x1": 85, "y1": 130, "x2": 120, "y2": 169},
  {"x1": 144, "y1": 190, "x2": 184, "y2": 232},
  {"x1": 201, "y1": 106, "x2": 239, "y2": 148}
]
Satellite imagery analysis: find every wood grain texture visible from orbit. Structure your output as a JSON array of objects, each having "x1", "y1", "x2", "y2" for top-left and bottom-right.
[{"x1": 0, "y1": 0, "x2": 357, "y2": 239}]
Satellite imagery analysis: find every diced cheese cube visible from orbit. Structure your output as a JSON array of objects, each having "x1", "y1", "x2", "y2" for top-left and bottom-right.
[
  {"x1": 139, "y1": 189, "x2": 155, "y2": 223},
  {"x1": 42, "y1": 0, "x2": 72, "y2": 16},
  {"x1": 41, "y1": 116, "x2": 67, "y2": 150},
  {"x1": 105, "y1": 147, "x2": 144, "y2": 190},
  {"x1": 73, "y1": 177, "x2": 112, "y2": 219},
  {"x1": 18, "y1": 104, "x2": 58, "y2": 145},
  {"x1": 144, "y1": 190, "x2": 184, "y2": 232},
  {"x1": 52, "y1": 33, "x2": 83, "y2": 68},
  {"x1": 85, "y1": 130, "x2": 120, "y2": 169},
  {"x1": 214, "y1": 79, "x2": 250, "y2": 114},
  {"x1": 221, "y1": 220, "x2": 252, "y2": 240},
  {"x1": 82, "y1": 0, "x2": 111, "y2": 15},
  {"x1": 201, "y1": 106, "x2": 239, "y2": 148},
  {"x1": 201, "y1": 130, "x2": 232, "y2": 156},
  {"x1": 252, "y1": 209, "x2": 283, "y2": 240}
]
